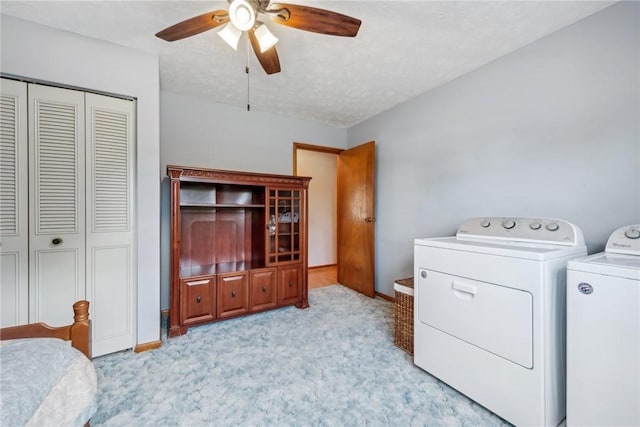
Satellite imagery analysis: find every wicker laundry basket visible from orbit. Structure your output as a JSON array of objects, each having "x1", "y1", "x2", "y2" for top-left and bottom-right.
[{"x1": 393, "y1": 277, "x2": 414, "y2": 356}]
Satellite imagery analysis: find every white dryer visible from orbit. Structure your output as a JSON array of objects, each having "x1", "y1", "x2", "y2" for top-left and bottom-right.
[
  {"x1": 566, "y1": 224, "x2": 640, "y2": 426},
  {"x1": 414, "y1": 217, "x2": 586, "y2": 426}
]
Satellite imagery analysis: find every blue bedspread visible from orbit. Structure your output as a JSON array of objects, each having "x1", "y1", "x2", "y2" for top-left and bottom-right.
[{"x1": 0, "y1": 338, "x2": 97, "y2": 427}]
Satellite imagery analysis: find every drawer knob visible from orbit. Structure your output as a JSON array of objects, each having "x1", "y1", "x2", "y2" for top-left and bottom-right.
[
  {"x1": 231, "y1": 290, "x2": 236, "y2": 298},
  {"x1": 196, "y1": 295, "x2": 201, "y2": 303},
  {"x1": 262, "y1": 286, "x2": 267, "y2": 292},
  {"x1": 289, "y1": 281, "x2": 293, "y2": 287},
  {"x1": 51, "y1": 237, "x2": 63, "y2": 246}
]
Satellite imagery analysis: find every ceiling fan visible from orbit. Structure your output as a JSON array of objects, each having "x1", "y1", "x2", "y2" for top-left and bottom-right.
[{"x1": 155, "y1": 0, "x2": 361, "y2": 75}]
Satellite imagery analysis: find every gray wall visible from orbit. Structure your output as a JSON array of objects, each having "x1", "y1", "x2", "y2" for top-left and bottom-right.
[
  {"x1": 349, "y1": 2, "x2": 640, "y2": 296},
  {"x1": 160, "y1": 91, "x2": 347, "y2": 309},
  {"x1": 1, "y1": 15, "x2": 161, "y2": 345}
]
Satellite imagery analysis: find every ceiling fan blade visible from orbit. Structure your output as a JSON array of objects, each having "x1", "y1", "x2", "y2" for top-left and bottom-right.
[
  {"x1": 268, "y1": 3, "x2": 361, "y2": 37},
  {"x1": 156, "y1": 10, "x2": 228, "y2": 41},
  {"x1": 249, "y1": 29, "x2": 281, "y2": 75}
]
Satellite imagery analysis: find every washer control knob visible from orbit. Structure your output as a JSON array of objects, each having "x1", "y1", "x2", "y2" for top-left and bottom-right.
[
  {"x1": 546, "y1": 222, "x2": 559, "y2": 232},
  {"x1": 625, "y1": 228, "x2": 640, "y2": 239},
  {"x1": 502, "y1": 219, "x2": 516, "y2": 230},
  {"x1": 480, "y1": 220, "x2": 491, "y2": 228},
  {"x1": 529, "y1": 222, "x2": 542, "y2": 230}
]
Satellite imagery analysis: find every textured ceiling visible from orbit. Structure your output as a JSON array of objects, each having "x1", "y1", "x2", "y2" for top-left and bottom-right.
[{"x1": 1, "y1": 1, "x2": 615, "y2": 127}]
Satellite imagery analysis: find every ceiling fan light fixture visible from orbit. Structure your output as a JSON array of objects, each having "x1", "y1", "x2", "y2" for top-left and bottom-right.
[
  {"x1": 218, "y1": 22, "x2": 243, "y2": 50},
  {"x1": 228, "y1": 0, "x2": 256, "y2": 32},
  {"x1": 254, "y1": 23, "x2": 278, "y2": 53}
]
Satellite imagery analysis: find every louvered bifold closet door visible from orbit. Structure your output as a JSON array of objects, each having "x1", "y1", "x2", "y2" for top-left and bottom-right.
[
  {"x1": 0, "y1": 79, "x2": 28, "y2": 327},
  {"x1": 86, "y1": 93, "x2": 135, "y2": 357},
  {"x1": 28, "y1": 84, "x2": 86, "y2": 326}
]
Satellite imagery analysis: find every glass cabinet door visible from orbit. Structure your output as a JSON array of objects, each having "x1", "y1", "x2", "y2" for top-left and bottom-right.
[{"x1": 267, "y1": 188, "x2": 301, "y2": 265}]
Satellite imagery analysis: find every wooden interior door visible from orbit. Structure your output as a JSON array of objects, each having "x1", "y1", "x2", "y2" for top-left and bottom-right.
[{"x1": 337, "y1": 141, "x2": 376, "y2": 297}]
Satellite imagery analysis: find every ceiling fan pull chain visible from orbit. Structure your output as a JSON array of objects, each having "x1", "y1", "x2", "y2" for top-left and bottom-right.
[
  {"x1": 246, "y1": 64, "x2": 250, "y2": 111},
  {"x1": 246, "y1": 36, "x2": 250, "y2": 111}
]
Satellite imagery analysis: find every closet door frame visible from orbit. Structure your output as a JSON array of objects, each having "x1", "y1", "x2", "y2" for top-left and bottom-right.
[{"x1": 1, "y1": 77, "x2": 137, "y2": 356}]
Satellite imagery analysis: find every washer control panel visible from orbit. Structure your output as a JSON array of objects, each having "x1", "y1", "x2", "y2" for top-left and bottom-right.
[
  {"x1": 457, "y1": 217, "x2": 584, "y2": 246},
  {"x1": 606, "y1": 224, "x2": 640, "y2": 256}
]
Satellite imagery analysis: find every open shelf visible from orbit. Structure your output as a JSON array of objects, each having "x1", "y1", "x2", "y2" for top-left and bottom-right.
[
  {"x1": 180, "y1": 203, "x2": 266, "y2": 208},
  {"x1": 180, "y1": 182, "x2": 265, "y2": 207},
  {"x1": 180, "y1": 261, "x2": 267, "y2": 278}
]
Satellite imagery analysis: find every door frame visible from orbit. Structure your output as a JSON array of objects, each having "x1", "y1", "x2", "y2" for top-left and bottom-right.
[
  {"x1": 293, "y1": 142, "x2": 342, "y2": 271},
  {"x1": 293, "y1": 142, "x2": 343, "y2": 172},
  {"x1": 293, "y1": 142, "x2": 384, "y2": 299}
]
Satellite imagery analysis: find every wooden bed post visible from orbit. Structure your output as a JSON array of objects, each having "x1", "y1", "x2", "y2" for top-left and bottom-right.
[
  {"x1": 71, "y1": 300, "x2": 91, "y2": 359},
  {"x1": 0, "y1": 300, "x2": 93, "y2": 360}
]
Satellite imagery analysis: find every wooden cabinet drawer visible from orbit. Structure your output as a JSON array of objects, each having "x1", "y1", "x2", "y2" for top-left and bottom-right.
[
  {"x1": 180, "y1": 276, "x2": 215, "y2": 325},
  {"x1": 278, "y1": 265, "x2": 301, "y2": 306},
  {"x1": 217, "y1": 272, "x2": 249, "y2": 318},
  {"x1": 250, "y1": 268, "x2": 277, "y2": 312}
]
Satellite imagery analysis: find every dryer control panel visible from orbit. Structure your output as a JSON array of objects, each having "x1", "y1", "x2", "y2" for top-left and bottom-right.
[
  {"x1": 606, "y1": 224, "x2": 640, "y2": 256},
  {"x1": 456, "y1": 217, "x2": 585, "y2": 246}
]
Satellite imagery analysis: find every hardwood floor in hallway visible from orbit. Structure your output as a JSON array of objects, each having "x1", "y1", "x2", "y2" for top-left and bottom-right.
[{"x1": 308, "y1": 265, "x2": 337, "y2": 289}]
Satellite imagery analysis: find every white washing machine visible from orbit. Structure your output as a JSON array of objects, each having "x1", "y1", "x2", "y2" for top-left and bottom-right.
[
  {"x1": 414, "y1": 217, "x2": 587, "y2": 426},
  {"x1": 566, "y1": 224, "x2": 640, "y2": 426}
]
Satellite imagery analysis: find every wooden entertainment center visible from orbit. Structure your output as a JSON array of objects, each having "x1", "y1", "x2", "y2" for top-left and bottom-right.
[{"x1": 167, "y1": 166, "x2": 311, "y2": 337}]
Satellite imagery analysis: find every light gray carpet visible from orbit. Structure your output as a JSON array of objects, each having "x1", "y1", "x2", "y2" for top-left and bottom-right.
[{"x1": 92, "y1": 285, "x2": 509, "y2": 426}]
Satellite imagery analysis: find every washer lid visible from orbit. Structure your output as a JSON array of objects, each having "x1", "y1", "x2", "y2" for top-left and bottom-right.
[
  {"x1": 415, "y1": 236, "x2": 586, "y2": 261},
  {"x1": 568, "y1": 252, "x2": 640, "y2": 280}
]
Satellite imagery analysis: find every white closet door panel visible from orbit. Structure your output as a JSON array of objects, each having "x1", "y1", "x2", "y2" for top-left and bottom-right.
[
  {"x1": 86, "y1": 93, "x2": 135, "y2": 356},
  {"x1": 34, "y1": 99, "x2": 81, "y2": 233},
  {"x1": 92, "y1": 107, "x2": 130, "y2": 231},
  {"x1": 28, "y1": 84, "x2": 85, "y2": 325},
  {"x1": 89, "y1": 246, "x2": 133, "y2": 356},
  {"x1": 0, "y1": 78, "x2": 28, "y2": 326},
  {"x1": 0, "y1": 84, "x2": 21, "y2": 235},
  {"x1": 33, "y1": 248, "x2": 82, "y2": 326},
  {"x1": 1, "y1": 252, "x2": 24, "y2": 326}
]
